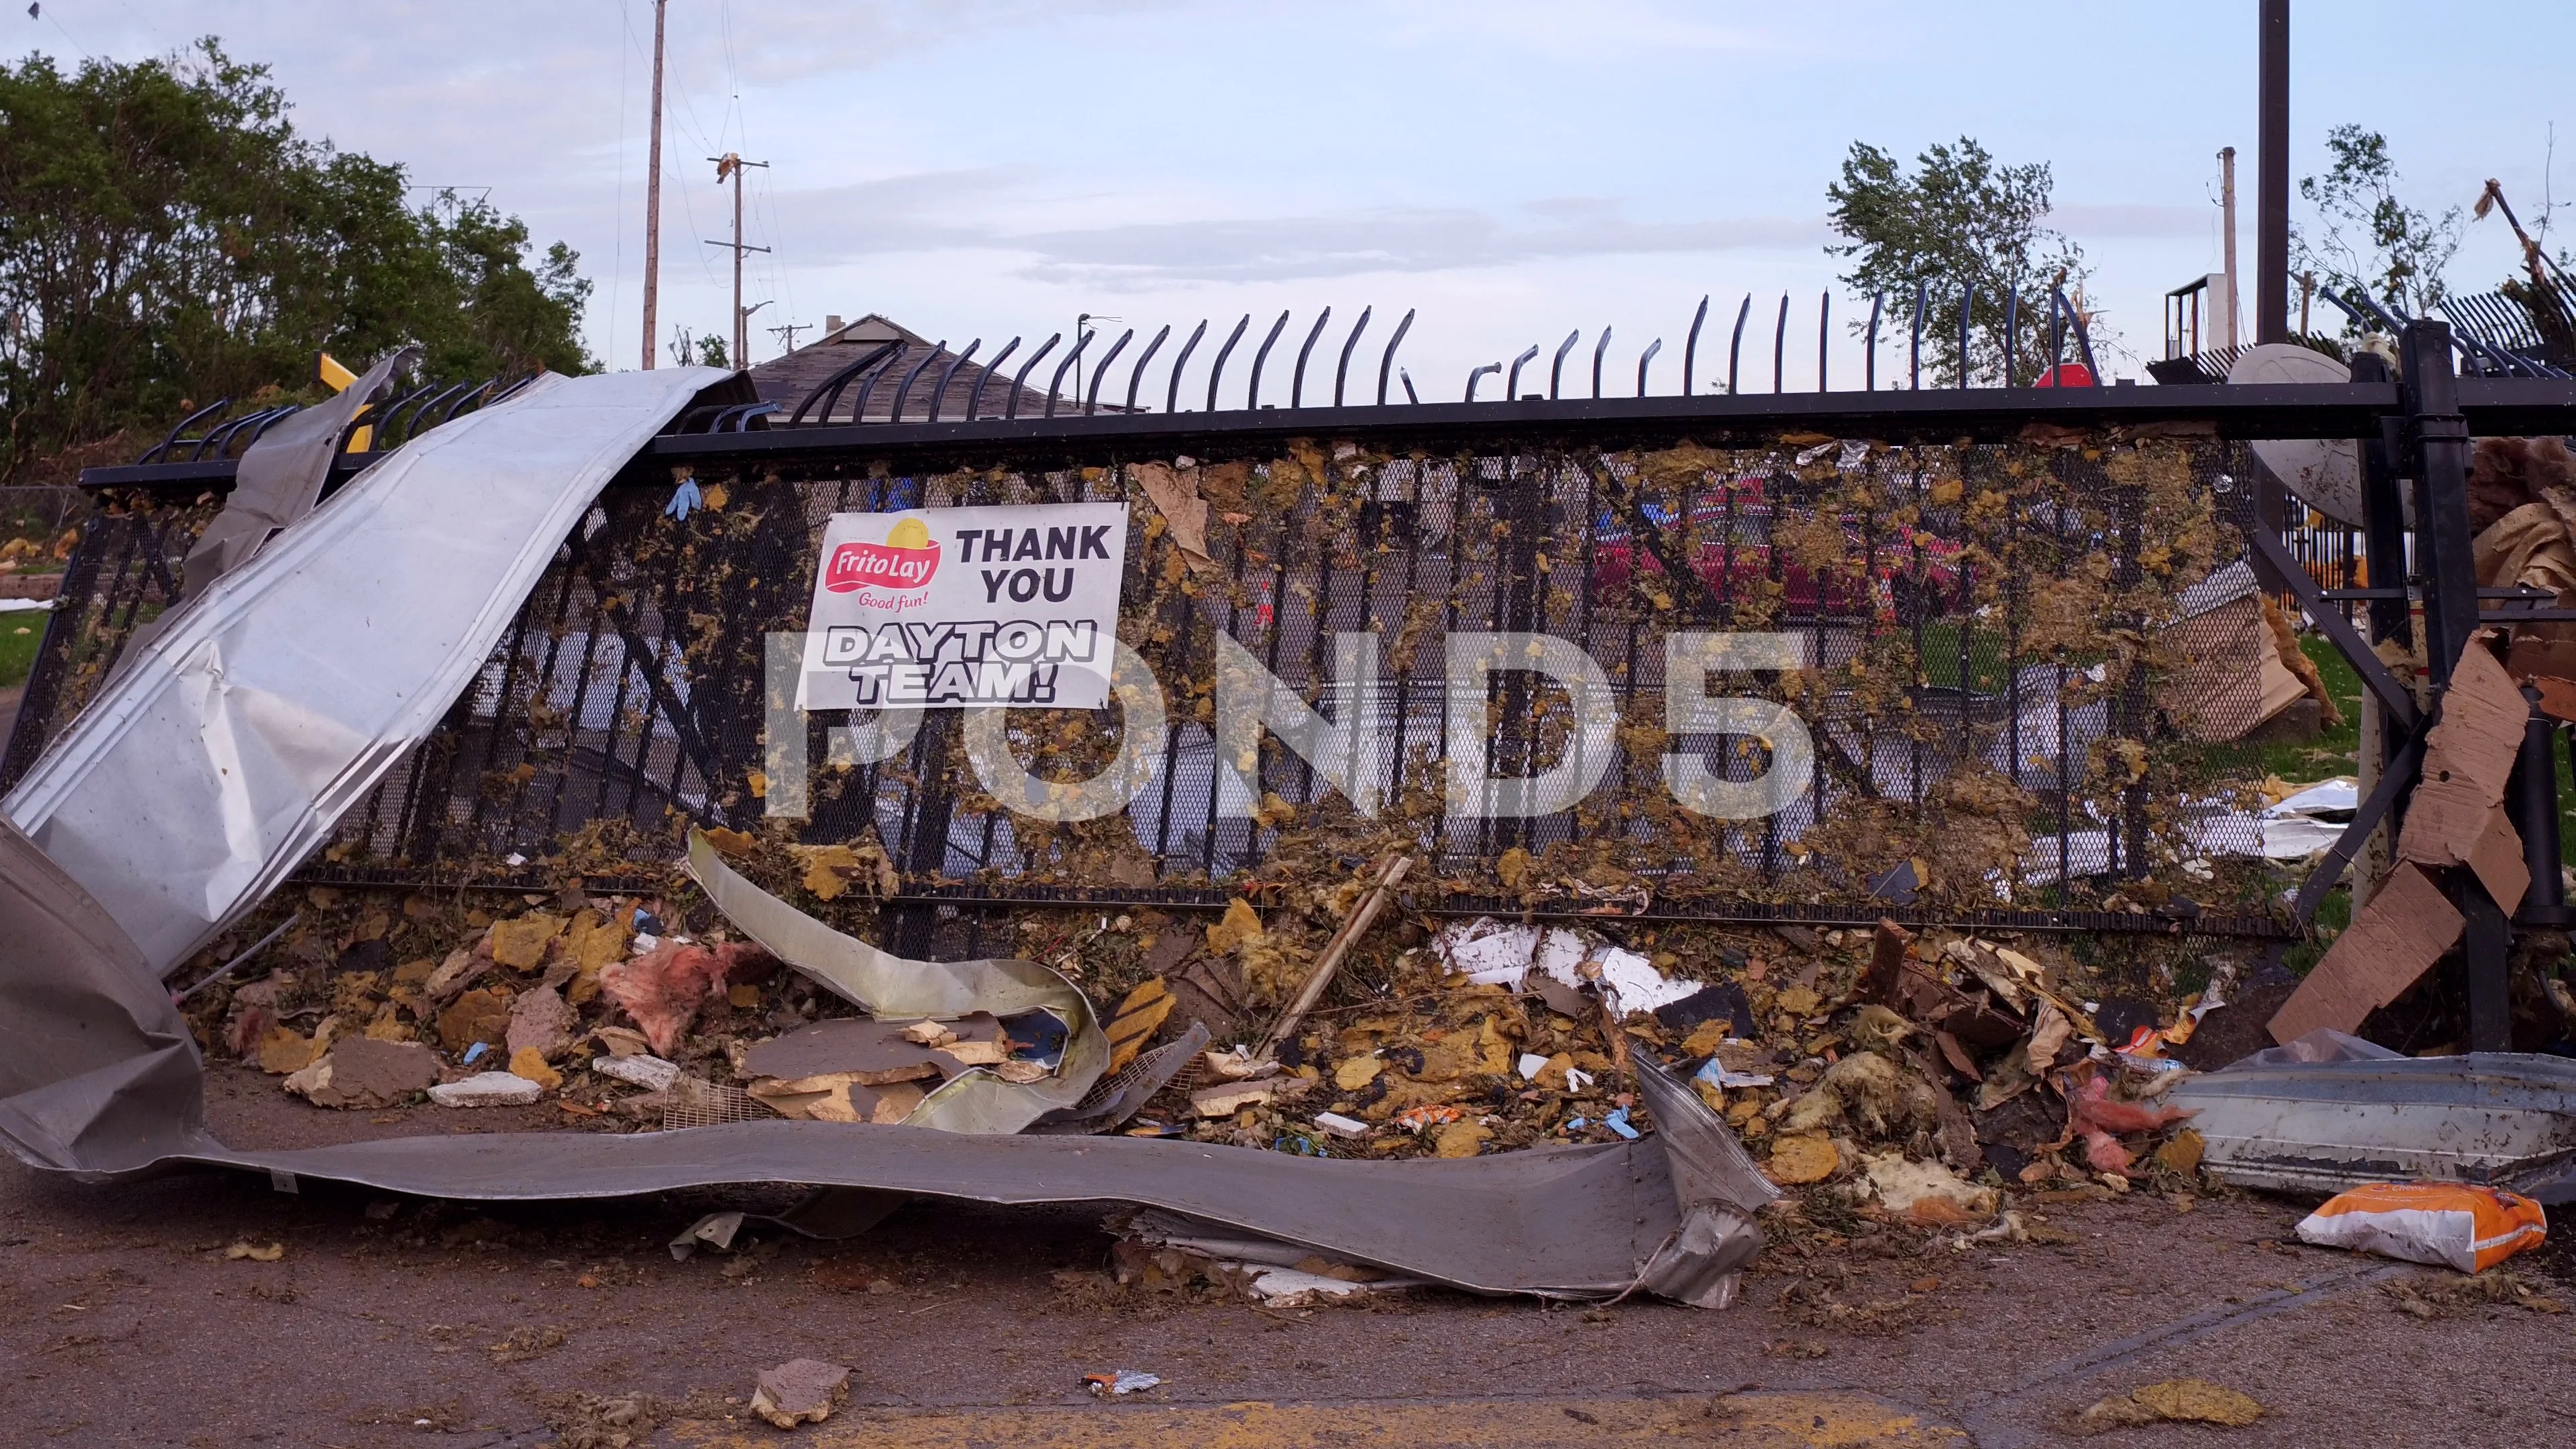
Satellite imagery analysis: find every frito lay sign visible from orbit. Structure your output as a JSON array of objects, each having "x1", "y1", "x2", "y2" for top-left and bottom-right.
[
  {"x1": 797, "y1": 502, "x2": 1130, "y2": 711},
  {"x1": 824, "y1": 516, "x2": 943, "y2": 591}
]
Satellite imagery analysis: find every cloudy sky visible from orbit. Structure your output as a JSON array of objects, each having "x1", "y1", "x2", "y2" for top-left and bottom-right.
[{"x1": 18, "y1": 1, "x2": 2576, "y2": 398}]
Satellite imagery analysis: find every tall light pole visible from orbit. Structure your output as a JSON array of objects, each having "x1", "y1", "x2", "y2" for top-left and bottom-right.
[
  {"x1": 708, "y1": 152, "x2": 771, "y2": 366},
  {"x1": 2257, "y1": 0, "x2": 2289, "y2": 344},
  {"x1": 2219, "y1": 146, "x2": 2239, "y2": 350},
  {"x1": 641, "y1": 0, "x2": 668, "y2": 370}
]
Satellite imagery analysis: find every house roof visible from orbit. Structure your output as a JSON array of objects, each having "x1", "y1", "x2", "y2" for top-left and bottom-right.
[{"x1": 745, "y1": 313, "x2": 1124, "y2": 423}]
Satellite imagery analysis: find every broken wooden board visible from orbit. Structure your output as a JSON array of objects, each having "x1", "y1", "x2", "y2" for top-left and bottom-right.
[{"x1": 2267, "y1": 863, "x2": 2465, "y2": 1045}]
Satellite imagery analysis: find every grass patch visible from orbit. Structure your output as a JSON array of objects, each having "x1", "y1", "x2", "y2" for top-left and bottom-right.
[
  {"x1": 2284, "y1": 875, "x2": 2353, "y2": 975},
  {"x1": 0, "y1": 616, "x2": 42, "y2": 688}
]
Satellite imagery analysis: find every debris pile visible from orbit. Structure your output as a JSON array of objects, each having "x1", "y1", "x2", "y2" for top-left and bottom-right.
[{"x1": 180, "y1": 835, "x2": 2223, "y2": 1252}]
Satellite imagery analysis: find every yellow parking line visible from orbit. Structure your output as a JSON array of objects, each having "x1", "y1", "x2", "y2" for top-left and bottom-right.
[{"x1": 664, "y1": 1388, "x2": 1965, "y2": 1448}]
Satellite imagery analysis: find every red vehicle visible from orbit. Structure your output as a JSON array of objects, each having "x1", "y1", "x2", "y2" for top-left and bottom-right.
[{"x1": 1589, "y1": 472, "x2": 1968, "y2": 625}]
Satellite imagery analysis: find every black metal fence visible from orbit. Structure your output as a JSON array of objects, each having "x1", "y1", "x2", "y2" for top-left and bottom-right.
[
  {"x1": 16, "y1": 423, "x2": 2347, "y2": 946},
  {"x1": 24, "y1": 323, "x2": 2576, "y2": 966}
]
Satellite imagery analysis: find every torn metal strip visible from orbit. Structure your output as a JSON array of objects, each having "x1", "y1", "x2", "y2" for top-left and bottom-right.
[
  {"x1": 685, "y1": 830, "x2": 1110, "y2": 1135},
  {"x1": 2172, "y1": 1050, "x2": 2576, "y2": 1201}
]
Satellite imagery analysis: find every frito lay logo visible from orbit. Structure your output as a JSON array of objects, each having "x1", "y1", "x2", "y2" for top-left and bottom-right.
[{"x1": 824, "y1": 516, "x2": 940, "y2": 592}]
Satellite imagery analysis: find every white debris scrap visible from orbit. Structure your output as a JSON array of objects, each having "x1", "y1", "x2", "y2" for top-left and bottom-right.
[
  {"x1": 1432, "y1": 918, "x2": 1700, "y2": 1016},
  {"x1": 426, "y1": 1071, "x2": 543, "y2": 1108},
  {"x1": 2180, "y1": 775, "x2": 2360, "y2": 861},
  {"x1": 1585, "y1": 946, "x2": 1699, "y2": 1016},
  {"x1": 1434, "y1": 918, "x2": 1544, "y2": 985},
  {"x1": 1238, "y1": 1263, "x2": 1424, "y2": 1307},
  {"x1": 592, "y1": 1053, "x2": 682, "y2": 1092}
]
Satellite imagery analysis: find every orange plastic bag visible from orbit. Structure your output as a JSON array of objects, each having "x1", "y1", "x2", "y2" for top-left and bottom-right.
[{"x1": 2294, "y1": 1182, "x2": 2548, "y2": 1273}]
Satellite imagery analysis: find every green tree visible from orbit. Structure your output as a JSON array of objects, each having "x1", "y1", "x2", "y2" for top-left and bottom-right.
[
  {"x1": 669, "y1": 329, "x2": 728, "y2": 370},
  {"x1": 0, "y1": 40, "x2": 594, "y2": 478},
  {"x1": 1826, "y1": 136, "x2": 2090, "y2": 385},
  {"x1": 2293, "y1": 125, "x2": 2462, "y2": 333}
]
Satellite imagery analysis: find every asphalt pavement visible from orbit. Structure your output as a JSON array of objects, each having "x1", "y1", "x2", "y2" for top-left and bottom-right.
[{"x1": 1, "y1": 1119, "x2": 2569, "y2": 1448}]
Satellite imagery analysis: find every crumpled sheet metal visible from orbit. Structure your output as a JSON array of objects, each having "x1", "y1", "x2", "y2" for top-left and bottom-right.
[
  {"x1": 0, "y1": 815, "x2": 208, "y2": 1174},
  {"x1": 2169, "y1": 1049, "x2": 2576, "y2": 1203},
  {"x1": 685, "y1": 830, "x2": 1110, "y2": 1135},
  {"x1": 184, "y1": 347, "x2": 421, "y2": 598},
  {"x1": 108, "y1": 349, "x2": 425, "y2": 687},
  {"x1": 3, "y1": 366, "x2": 731, "y2": 973},
  {"x1": 0, "y1": 804, "x2": 1772, "y2": 1305}
]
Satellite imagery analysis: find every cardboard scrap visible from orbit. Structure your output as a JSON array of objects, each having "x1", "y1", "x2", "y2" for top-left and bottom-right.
[
  {"x1": 941, "y1": 1038, "x2": 1010, "y2": 1067},
  {"x1": 2506, "y1": 633, "x2": 2576, "y2": 683},
  {"x1": 281, "y1": 1038, "x2": 441, "y2": 1110},
  {"x1": 2263, "y1": 631, "x2": 2531, "y2": 1046},
  {"x1": 747, "y1": 1072, "x2": 884, "y2": 1123},
  {"x1": 2162, "y1": 590, "x2": 2310, "y2": 741},
  {"x1": 2397, "y1": 636, "x2": 2528, "y2": 883},
  {"x1": 1131, "y1": 462, "x2": 1214, "y2": 571},
  {"x1": 751, "y1": 1359, "x2": 850, "y2": 1429},
  {"x1": 2261, "y1": 594, "x2": 2344, "y2": 727},
  {"x1": 2465, "y1": 805, "x2": 2534, "y2": 916},
  {"x1": 2267, "y1": 863, "x2": 2465, "y2": 1044},
  {"x1": 2254, "y1": 630, "x2": 2536, "y2": 1044}
]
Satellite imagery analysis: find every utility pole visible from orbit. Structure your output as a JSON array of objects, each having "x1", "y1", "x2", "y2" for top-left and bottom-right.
[
  {"x1": 768, "y1": 320, "x2": 811, "y2": 355},
  {"x1": 707, "y1": 152, "x2": 771, "y2": 366},
  {"x1": 2218, "y1": 146, "x2": 2240, "y2": 350},
  {"x1": 2257, "y1": 0, "x2": 2290, "y2": 344},
  {"x1": 641, "y1": 0, "x2": 668, "y2": 370}
]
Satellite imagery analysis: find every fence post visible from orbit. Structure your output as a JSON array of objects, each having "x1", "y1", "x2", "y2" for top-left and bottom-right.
[
  {"x1": 0, "y1": 506, "x2": 109, "y2": 794},
  {"x1": 2509, "y1": 684, "x2": 2565, "y2": 920},
  {"x1": 2349, "y1": 351, "x2": 2410, "y2": 911},
  {"x1": 2400, "y1": 319, "x2": 2511, "y2": 1051},
  {"x1": 2111, "y1": 463, "x2": 2148, "y2": 878},
  {"x1": 888, "y1": 713, "x2": 959, "y2": 959}
]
